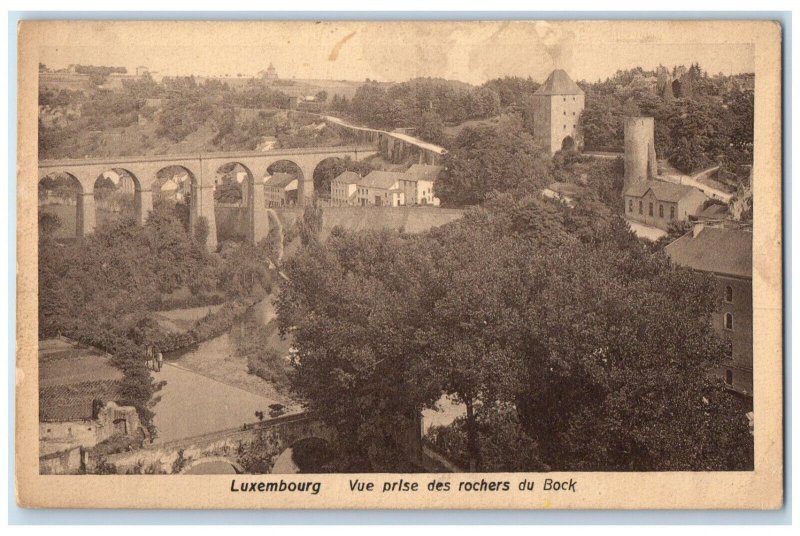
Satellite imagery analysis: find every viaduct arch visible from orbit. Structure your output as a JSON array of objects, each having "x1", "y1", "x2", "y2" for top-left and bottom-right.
[{"x1": 38, "y1": 145, "x2": 377, "y2": 250}]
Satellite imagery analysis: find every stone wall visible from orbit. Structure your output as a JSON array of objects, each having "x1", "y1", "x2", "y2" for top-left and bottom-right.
[
  {"x1": 215, "y1": 205, "x2": 249, "y2": 242},
  {"x1": 274, "y1": 206, "x2": 464, "y2": 241}
]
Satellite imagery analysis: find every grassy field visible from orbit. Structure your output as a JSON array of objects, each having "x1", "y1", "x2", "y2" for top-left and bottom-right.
[
  {"x1": 154, "y1": 303, "x2": 225, "y2": 333},
  {"x1": 39, "y1": 339, "x2": 122, "y2": 388}
]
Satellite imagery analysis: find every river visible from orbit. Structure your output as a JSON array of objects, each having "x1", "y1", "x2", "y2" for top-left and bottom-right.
[{"x1": 151, "y1": 298, "x2": 300, "y2": 444}]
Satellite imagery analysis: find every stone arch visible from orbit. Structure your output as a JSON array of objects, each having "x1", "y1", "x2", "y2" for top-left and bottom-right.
[
  {"x1": 561, "y1": 135, "x2": 576, "y2": 152},
  {"x1": 38, "y1": 172, "x2": 84, "y2": 238},
  {"x1": 180, "y1": 456, "x2": 243, "y2": 475},
  {"x1": 271, "y1": 436, "x2": 334, "y2": 474},
  {"x1": 214, "y1": 162, "x2": 256, "y2": 243},
  {"x1": 311, "y1": 156, "x2": 349, "y2": 200},
  {"x1": 153, "y1": 165, "x2": 198, "y2": 233},
  {"x1": 93, "y1": 168, "x2": 143, "y2": 227},
  {"x1": 265, "y1": 160, "x2": 303, "y2": 208}
]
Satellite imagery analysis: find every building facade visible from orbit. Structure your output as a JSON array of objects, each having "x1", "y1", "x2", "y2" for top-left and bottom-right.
[
  {"x1": 330, "y1": 171, "x2": 362, "y2": 206},
  {"x1": 357, "y1": 171, "x2": 406, "y2": 207},
  {"x1": 665, "y1": 226, "x2": 753, "y2": 396},
  {"x1": 264, "y1": 172, "x2": 298, "y2": 207},
  {"x1": 531, "y1": 69, "x2": 585, "y2": 154},
  {"x1": 624, "y1": 179, "x2": 708, "y2": 231},
  {"x1": 401, "y1": 164, "x2": 441, "y2": 206}
]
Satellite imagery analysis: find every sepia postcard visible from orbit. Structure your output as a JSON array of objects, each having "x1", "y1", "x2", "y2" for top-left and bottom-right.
[{"x1": 15, "y1": 18, "x2": 783, "y2": 509}]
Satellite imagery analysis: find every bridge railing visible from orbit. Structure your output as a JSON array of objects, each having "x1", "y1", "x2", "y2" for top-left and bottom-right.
[
  {"x1": 38, "y1": 145, "x2": 378, "y2": 168},
  {"x1": 144, "y1": 411, "x2": 314, "y2": 452}
]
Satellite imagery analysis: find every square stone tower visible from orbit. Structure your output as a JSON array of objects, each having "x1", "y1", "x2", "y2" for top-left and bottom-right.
[{"x1": 532, "y1": 69, "x2": 585, "y2": 154}]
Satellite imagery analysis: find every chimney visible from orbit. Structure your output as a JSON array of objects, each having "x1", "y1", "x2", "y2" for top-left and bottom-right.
[{"x1": 693, "y1": 223, "x2": 705, "y2": 238}]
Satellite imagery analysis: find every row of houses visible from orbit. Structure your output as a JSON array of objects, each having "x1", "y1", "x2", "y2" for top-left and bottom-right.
[{"x1": 330, "y1": 164, "x2": 442, "y2": 207}]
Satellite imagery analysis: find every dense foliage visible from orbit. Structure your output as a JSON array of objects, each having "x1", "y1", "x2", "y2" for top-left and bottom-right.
[
  {"x1": 38, "y1": 204, "x2": 277, "y2": 434},
  {"x1": 276, "y1": 176, "x2": 753, "y2": 472},
  {"x1": 346, "y1": 78, "x2": 501, "y2": 134},
  {"x1": 578, "y1": 65, "x2": 754, "y2": 176},
  {"x1": 436, "y1": 116, "x2": 552, "y2": 207}
]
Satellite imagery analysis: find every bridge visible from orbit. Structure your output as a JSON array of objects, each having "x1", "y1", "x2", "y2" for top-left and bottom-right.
[
  {"x1": 95, "y1": 412, "x2": 335, "y2": 474},
  {"x1": 297, "y1": 112, "x2": 447, "y2": 166},
  {"x1": 38, "y1": 145, "x2": 378, "y2": 249},
  {"x1": 91, "y1": 410, "x2": 452, "y2": 474}
]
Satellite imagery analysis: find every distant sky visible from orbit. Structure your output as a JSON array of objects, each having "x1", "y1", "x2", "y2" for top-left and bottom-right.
[{"x1": 36, "y1": 21, "x2": 756, "y2": 84}]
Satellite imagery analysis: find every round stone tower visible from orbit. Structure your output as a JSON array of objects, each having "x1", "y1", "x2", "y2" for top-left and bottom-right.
[{"x1": 623, "y1": 117, "x2": 657, "y2": 187}]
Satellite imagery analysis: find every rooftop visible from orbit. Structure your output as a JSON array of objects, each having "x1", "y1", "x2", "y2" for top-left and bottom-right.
[
  {"x1": 405, "y1": 164, "x2": 443, "y2": 182},
  {"x1": 697, "y1": 203, "x2": 731, "y2": 220},
  {"x1": 265, "y1": 172, "x2": 297, "y2": 189},
  {"x1": 665, "y1": 226, "x2": 753, "y2": 279},
  {"x1": 624, "y1": 180, "x2": 706, "y2": 203},
  {"x1": 360, "y1": 170, "x2": 406, "y2": 190},
  {"x1": 534, "y1": 69, "x2": 584, "y2": 96},
  {"x1": 333, "y1": 171, "x2": 362, "y2": 185}
]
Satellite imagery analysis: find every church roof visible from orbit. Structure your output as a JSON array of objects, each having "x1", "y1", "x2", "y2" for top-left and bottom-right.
[
  {"x1": 665, "y1": 227, "x2": 752, "y2": 279},
  {"x1": 534, "y1": 69, "x2": 584, "y2": 96}
]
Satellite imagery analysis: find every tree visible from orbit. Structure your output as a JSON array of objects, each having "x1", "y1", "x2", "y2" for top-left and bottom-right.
[
  {"x1": 420, "y1": 222, "x2": 530, "y2": 470},
  {"x1": 298, "y1": 202, "x2": 324, "y2": 247},
  {"x1": 277, "y1": 205, "x2": 753, "y2": 472},
  {"x1": 193, "y1": 216, "x2": 210, "y2": 248},
  {"x1": 414, "y1": 111, "x2": 445, "y2": 145},
  {"x1": 437, "y1": 117, "x2": 550, "y2": 206},
  {"x1": 667, "y1": 98, "x2": 726, "y2": 173},
  {"x1": 276, "y1": 228, "x2": 441, "y2": 470}
]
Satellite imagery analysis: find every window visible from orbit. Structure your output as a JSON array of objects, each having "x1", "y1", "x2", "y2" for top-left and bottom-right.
[
  {"x1": 724, "y1": 340, "x2": 733, "y2": 358},
  {"x1": 724, "y1": 312, "x2": 733, "y2": 330},
  {"x1": 725, "y1": 369, "x2": 733, "y2": 386},
  {"x1": 725, "y1": 285, "x2": 733, "y2": 302},
  {"x1": 648, "y1": 202, "x2": 654, "y2": 216},
  {"x1": 628, "y1": 199, "x2": 633, "y2": 212},
  {"x1": 563, "y1": 111, "x2": 566, "y2": 115},
  {"x1": 639, "y1": 201, "x2": 643, "y2": 214},
  {"x1": 563, "y1": 125, "x2": 567, "y2": 129},
  {"x1": 563, "y1": 97, "x2": 566, "y2": 102},
  {"x1": 573, "y1": 111, "x2": 576, "y2": 115},
  {"x1": 572, "y1": 96, "x2": 576, "y2": 101},
  {"x1": 670, "y1": 206, "x2": 676, "y2": 219},
  {"x1": 659, "y1": 204, "x2": 664, "y2": 218}
]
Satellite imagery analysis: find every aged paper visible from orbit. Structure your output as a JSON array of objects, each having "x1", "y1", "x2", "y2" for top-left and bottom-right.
[{"x1": 17, "y1": 19, "x2": 782, "y2": 509}]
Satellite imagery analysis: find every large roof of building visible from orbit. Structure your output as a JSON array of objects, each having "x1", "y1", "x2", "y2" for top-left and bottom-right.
[
  {"x1": 534, "y1": 69, "x2": 584, "y2": 96},
  {"x1": 333, "y1": 171, "x2": 362, "y2": 185},
  {"x1": 624, "y1": 180, "x2": 706, "y2": 203},
  {"x1": 265, "y1": 172, "x2": 297, "y2": 189},
  {"x1": 405, "y1": 164, "x2": 443, "y2": 182},
  {"x1": 665, "y1": 226, "x2": 752, "y2": 279},
  {"x1": 360, "y1": 170, "x2": 405, "y2": 190}
]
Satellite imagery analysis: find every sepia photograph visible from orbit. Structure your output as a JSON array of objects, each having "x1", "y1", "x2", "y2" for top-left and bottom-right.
[{"x1": 14, "y1": 17, "x2": 783, "y2": 510}]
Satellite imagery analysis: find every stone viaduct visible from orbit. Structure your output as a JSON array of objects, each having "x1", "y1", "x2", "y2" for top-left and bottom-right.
[{"x1": 38, "y1": 145, "x2": 377, "y2": 250}]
